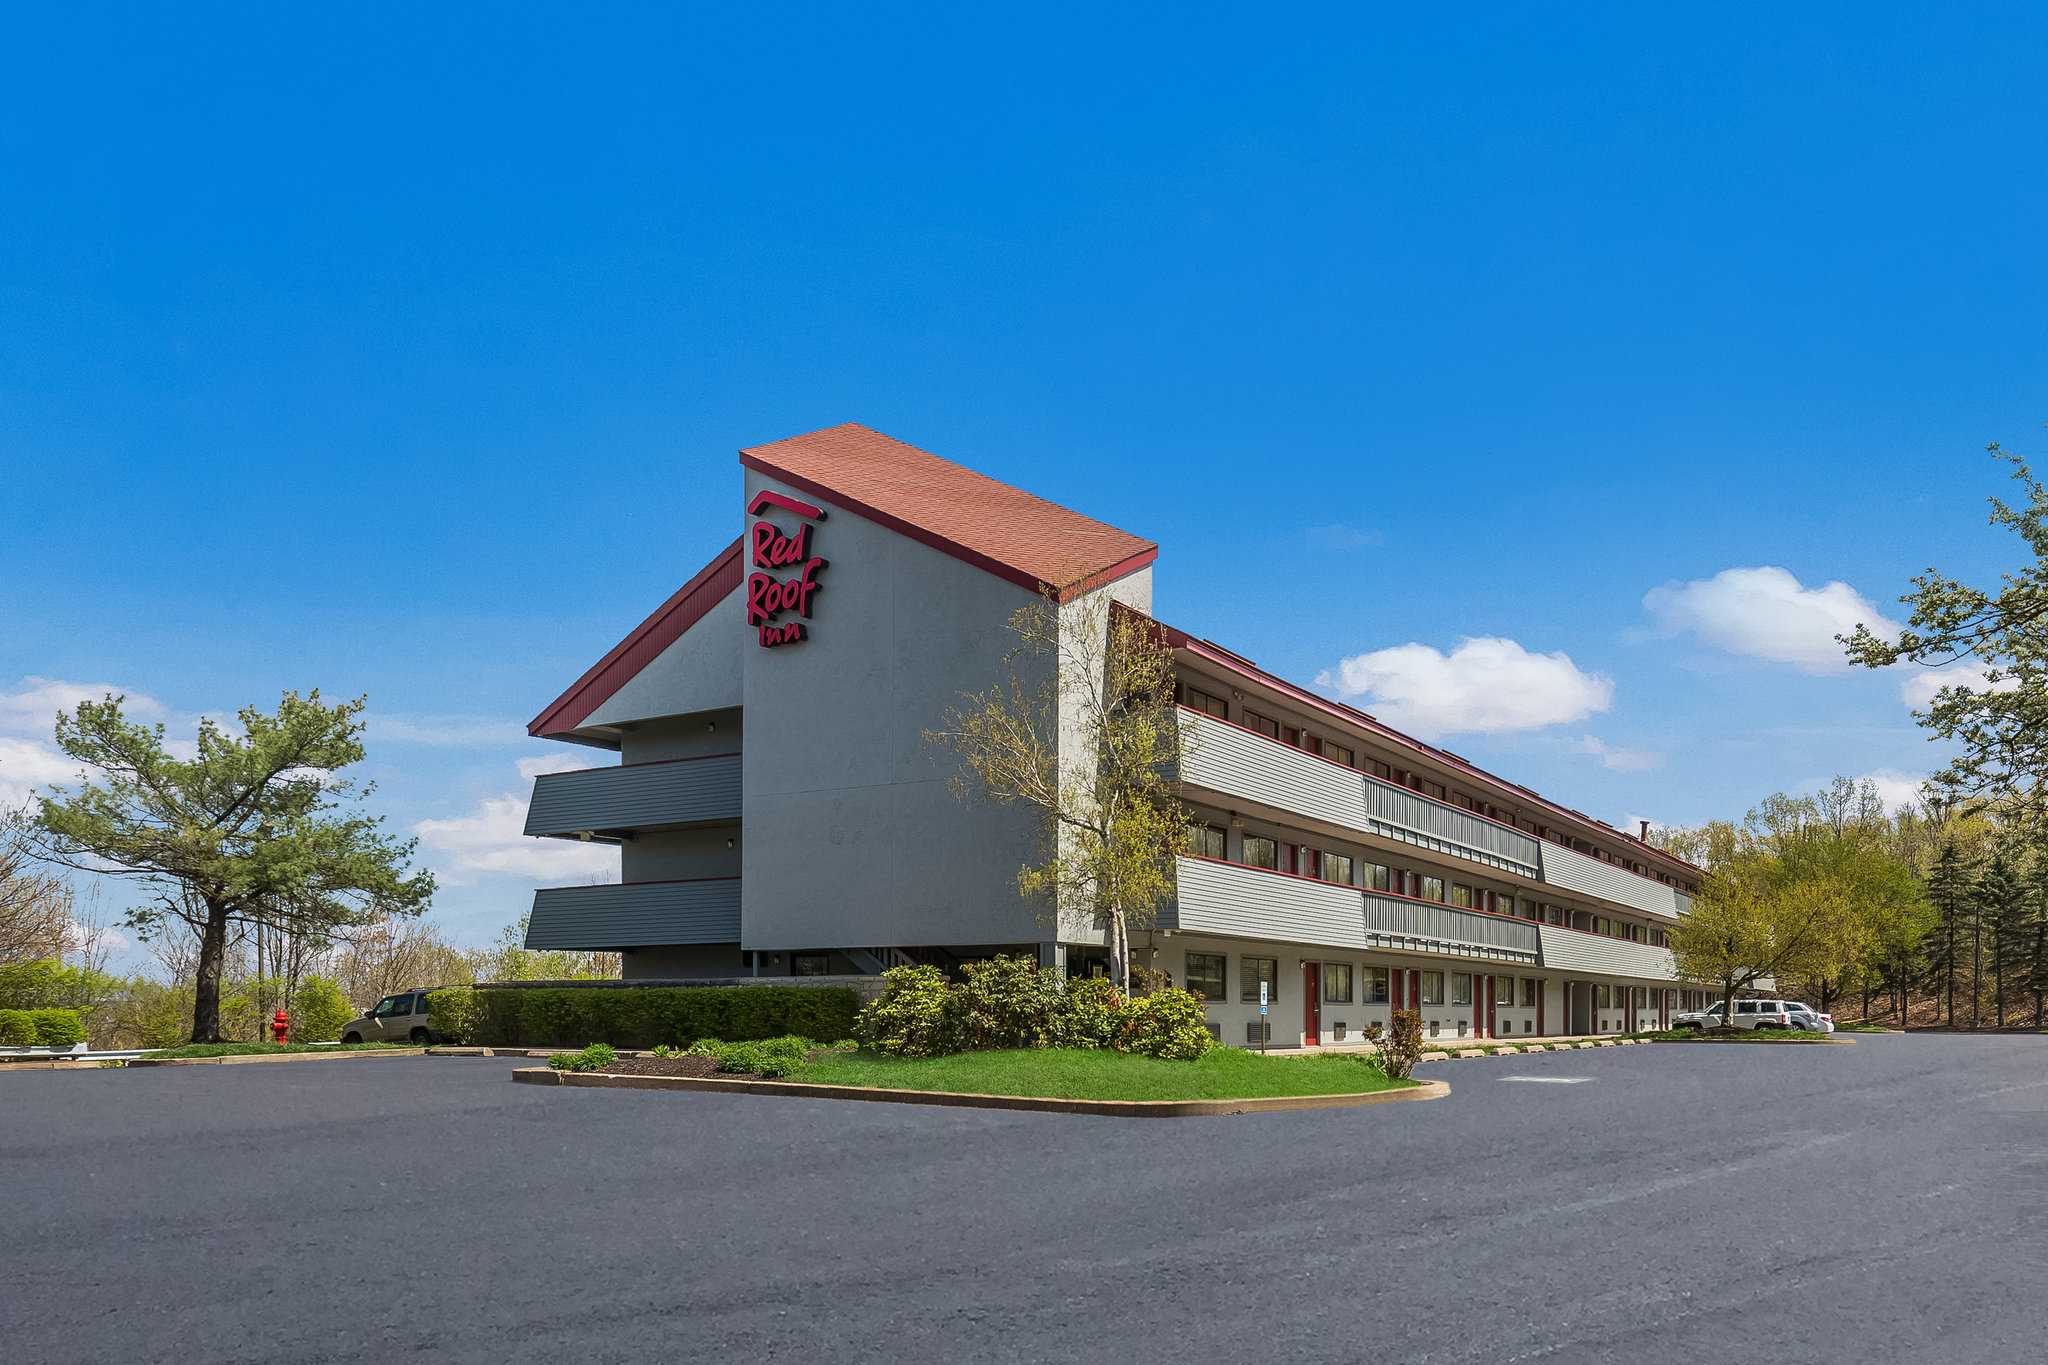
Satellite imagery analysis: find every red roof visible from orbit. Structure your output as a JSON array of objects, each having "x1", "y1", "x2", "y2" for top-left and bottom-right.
[
  {"x1": 528, "y1": 538, "x2": 744, "y2": 740},
  {"x1": 739, "y1": 422, "x2": 1156, "y2": 601}
]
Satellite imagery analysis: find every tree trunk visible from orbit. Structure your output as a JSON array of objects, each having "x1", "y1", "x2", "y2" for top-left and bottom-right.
[
  {"x1": 1106, "y1": 908, "x2": 1129, "y2": 992},
  {"x1": 190, "y1": 901, "x2": 231, "y2": 1043}
]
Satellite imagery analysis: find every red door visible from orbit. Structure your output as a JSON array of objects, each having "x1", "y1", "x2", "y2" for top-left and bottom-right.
[
  {"x1": 1485, "y1": 976, "x2": 1498, "y2": 1038},
  {"x1": 1303, "y1": 962, "x2": 1321, "y2": 1044}
]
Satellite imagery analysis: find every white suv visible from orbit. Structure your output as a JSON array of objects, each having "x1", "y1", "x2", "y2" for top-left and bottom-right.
[{"x1": 1673, "y1": 999, "x2": 1833, "y2": 1032}]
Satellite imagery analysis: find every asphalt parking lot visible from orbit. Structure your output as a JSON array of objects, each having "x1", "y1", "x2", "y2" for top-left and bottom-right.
[{"x1": 6, "y1": 1034, "x2": 2046, "y2": 1364}]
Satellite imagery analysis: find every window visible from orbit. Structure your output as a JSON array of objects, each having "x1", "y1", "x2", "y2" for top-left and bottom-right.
[
  {"x1": 1243, "y1": 709, "x2": 1280, "y2": 741},
  {"x1": 1190, "y1": 824, "x2": 1226, "y2": 859},
  {"x1": 1363, "y1": 966, "x2": 1389, "y2": 1003},
  {"x1": 1451, "y1": 973, "x2": 1473, "y2": 1007},
  {"x1": 1366, "y1": 862, "x2": 1392, "y2": 892},
  {"x1": 1494, "y1": 892, "x2": 1515, "y2": 917},
  {"x1": 1241, "y1": 956, "x2": 1278, "y2": 1003},
  {"x1": 792, "y1": 953, "x2": 832, "y2": 976},
  {"x1": 372, "y1": 996, "x2": 403, "y2": 1017},
  {"x1": 1322, "y1": 852, "x2": 1353, "y2": 884},
  {"x1": 1323, "y1": 962, "x2": 1353, "y2": 1003},
  {"x1": 1419, "y1": 875, "x2": 1444, "y2": 903},
  {"x1": 1448, "y1": 883, "x2": 1473, "y2": 908},
  {"x1": 1183, "y1": 685, "x2": 1228, "y2": 719},
  {"x1": 1242, "y1": 835, "x2": 1278, "y2": 870},
  {"x1": 1520, "y1": 977, "x2": 1538, "y2": 1008},
  {"x1": 1184, "y1": 952, "x2": 1226, "y2": 1002},
  {"x1": 1324, "y1": 741, "x2": 1356, "y2": 767},
  {"x1": 1420, "y1": 971, "x2": 1444, "y2": 1006}
]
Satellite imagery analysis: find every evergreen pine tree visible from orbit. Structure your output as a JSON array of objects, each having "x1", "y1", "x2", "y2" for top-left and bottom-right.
[
  {"x1": 1980, "y1": 844, "x2": 2027, "y2": 1028},
  {"x1": 2024, "y1": 845, "x2": 2048, "y2": 1029},
  {"x1": 1923, "y1": 837, "x2": 1976, "y2": 1027}
]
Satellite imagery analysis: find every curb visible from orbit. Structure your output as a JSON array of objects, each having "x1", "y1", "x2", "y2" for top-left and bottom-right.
[
  {"x1": 1649, "y1": 1035, "x2": 1855, "y2": 1046},
  {"x1": 510, "y1": 1067, "x2": 1451, "y2": 1117},
  {"x1": 126, "y1": 1048, "x2": 429, "y2": 1067}
]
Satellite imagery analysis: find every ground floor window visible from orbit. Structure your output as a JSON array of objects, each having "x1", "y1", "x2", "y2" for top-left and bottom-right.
[
  {"x1": 1451, "y1": 973, "x2": 1473, "y2": 1007},
  {"x1": 792, "y1": 953, "x2": 832, "y2": 976},
  {"x1": 1241, "y1": 956, "x2": 1278, "y2": 1003},
  {"x1": 1363, "y1": 966, "x2": 1389, "y2": 1003},
  {"x1": 1064, "y1": 947, "x2": 1110, "y2": 980},
  {"x1": 1520, "y1": 977, "x2": 1538, "y2": 1008},
  {"x1": 1184, "y1": 952, "x2": 1226, "y2": 1002},
  {"x1": 1323, "y1": 962, "x2": 1353, "y2": 1002},
  {"x1": 1421, "y1": 971, "x2": 1444, "y2": 1006}
]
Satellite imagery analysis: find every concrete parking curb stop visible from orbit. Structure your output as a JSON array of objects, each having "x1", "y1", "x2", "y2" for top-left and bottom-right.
[{"x1": 510, "y1": 1066, "x2": 1451, "y2": 1117}]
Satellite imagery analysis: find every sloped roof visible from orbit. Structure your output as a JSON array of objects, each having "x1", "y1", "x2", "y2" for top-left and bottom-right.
[
  {"x1": 739, "y1": 422, "x2": 1157, "y2": 600},
  {"x1": 528, "y1": 537, "x2": 744, "y2": 740}
]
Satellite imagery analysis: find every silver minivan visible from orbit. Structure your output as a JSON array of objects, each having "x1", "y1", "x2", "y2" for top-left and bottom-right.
[{"x1": 338, "y1": 989, "x2": 437, "y2": 1045}]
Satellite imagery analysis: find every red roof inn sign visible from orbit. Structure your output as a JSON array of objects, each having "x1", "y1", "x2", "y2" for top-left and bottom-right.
[{"x1": 745, "y1": 490, "x2": 829, "y2": 648}]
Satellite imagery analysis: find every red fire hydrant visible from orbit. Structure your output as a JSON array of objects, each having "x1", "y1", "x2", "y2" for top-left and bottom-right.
[{"x1": 272, "y1": 1009, "x2": 290, "y2": 1045}]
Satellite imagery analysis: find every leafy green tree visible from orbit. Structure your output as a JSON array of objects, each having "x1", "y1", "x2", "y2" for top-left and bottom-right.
[
  {"x1": 26, "y1": 692, "x2": 434, "y2": 1042},
  {"x1": 927, "y1": 595, "x2": 1188, "y2": 990},
  {"x1": 1844, "y1": 443, "x2": 2048, "y2": 817},
  {"x1": 285, "y1": 974, "x2": 355, "y2": 1043},
  {"x1": 1668, "y1": 849, "x2": 1860, "y2": 1020},
  {"x1": 2025, "y1": 848, "x2": 2048, "y2": 1029},
  {"x1": 467, "y1": 914, "x2": 618, "y2": 981}
]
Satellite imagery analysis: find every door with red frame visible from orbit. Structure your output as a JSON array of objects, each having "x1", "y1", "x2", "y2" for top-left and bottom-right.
[
  {"x1": 1303, "y1": 962, "x2": 1321, "y2": 1044},
  {"x1": 1485, "y1": 975, "x2": 1498, "y2": 1039}
]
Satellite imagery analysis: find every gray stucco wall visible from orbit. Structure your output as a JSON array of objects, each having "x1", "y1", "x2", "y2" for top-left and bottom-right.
[
  {"x1": 739, "y1": 469, "x2": 1077, "y2": 952},
  {"x1": 620, "y1": 708, "x2": 743, "y2": 763},
  {"x1": 622, "y1": 826, "x2": 742, "y2": 883},
  {"x1": 583, "y1": 583, "x2": 746, "y2": 728}
]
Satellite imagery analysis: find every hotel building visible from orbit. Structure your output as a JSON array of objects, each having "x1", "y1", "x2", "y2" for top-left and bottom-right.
[{"x1": 522, "y1": 423, "x2": 1709, "y2": 1045}]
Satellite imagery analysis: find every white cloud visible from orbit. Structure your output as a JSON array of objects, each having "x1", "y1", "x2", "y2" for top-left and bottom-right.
[
  {"x1": 1572, "y1": 735, "x2": 1664, "y2": 773},
  {"x1": 1316, "y1": 637, "x2": 1614, "y2": 738},
  {"x1": 1853, "y1": 769, "x2": 1927, "y2": 815},
  {"x1": 1897, "y1": 660, "x2": 2014, "y2": 710},
  {"x1": 0, "y1": 677, "x2": 178, "y2": 812},
  {"x1": 1642, "y1": 566, "x2": 1901, "y2": 674},
  {"x1": 413, "y1": 757, "x2": 620, "y2": 885}
]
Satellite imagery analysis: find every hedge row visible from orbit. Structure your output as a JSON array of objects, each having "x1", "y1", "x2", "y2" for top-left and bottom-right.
[
  {"x1": 0, "y1": 1008, "x2": 87, "y2": 1048},
  {"x1": 424, "y1": 985, "x2": 861, "y2": 1050}
]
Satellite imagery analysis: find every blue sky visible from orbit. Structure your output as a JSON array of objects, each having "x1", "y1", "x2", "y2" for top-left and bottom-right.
[{"x1": 3, "y1": 6, "x2": 2044, "y2": 967}]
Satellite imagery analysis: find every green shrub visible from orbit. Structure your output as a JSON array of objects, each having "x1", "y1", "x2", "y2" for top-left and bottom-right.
[
  {"x1": 1375, "y1": 1009, "x2": 1424, "y2": 1079},
  {"x1": 951, "y1": 955, "x2": 1064, "y2": 1050},
  {"x1": 854, "y1": 965, "x2": 958, "y2": 1057},
  {"x1": 29, "y1": 1009, "x2": 85, "y2": 1048},
  {"x1": 1054, "y1": 976, "x2": 1125, "y2": 1049},
  {"x1": 0, "y1": 1009, "x2": 35, "y2": 1046},
  {"x1": 548, "y1": 1042, "x2": 618, "y2": 1073},
  {"x1": 287, "y1": 976, "x2": 356, "y2": 1044},
  {"x1": 1115, "y1": 988, "x2": 1215, "y2": 1060},
  {"x1": 426, "y1": 983, "x2": 858, "y2": 1049},
  {"x1": 710, "y1": 1035, "x2": 811, "y2": 1078},
  {"x1": 425, "y1": 987, "x2": 485, "y2": 1044}
]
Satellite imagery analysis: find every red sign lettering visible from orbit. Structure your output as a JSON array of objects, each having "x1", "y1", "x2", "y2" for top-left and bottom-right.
[{"x1": 745, "y1": 494, "x2": 828, "y2": 648}]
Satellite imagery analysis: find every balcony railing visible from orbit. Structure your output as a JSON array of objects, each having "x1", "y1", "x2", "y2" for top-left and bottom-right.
[
  {"x1": 1178, "y1": 709, "x2": 1543, "y2": 877},
  {"x1": 526, "y1": 878, "x2": 741, "y2": 950},
  {"x1": 1536, "y1": 925, "x2": 1678, "y2": 980},
  {"x1": 523, "y1": 753, "x2": 742, "y2": 838},
  {"x1": 1167, "y1": 857, "x2": 1540, "y2": 965}
]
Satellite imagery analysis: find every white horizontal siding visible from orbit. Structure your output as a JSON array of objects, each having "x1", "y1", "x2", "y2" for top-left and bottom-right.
[
  {"x1": 1178, "y1": 711, "x2": 1542, "y2": 876},
  {"x1": 1538, "y1": 842, "x2": 1683, "y2": 919},
  {"x1": 1170, "y1": 859, "x2": 1539, "y2": 964},
  {"x1": 1537, "y1": 926, "x2": 1678, "y2": 980}
]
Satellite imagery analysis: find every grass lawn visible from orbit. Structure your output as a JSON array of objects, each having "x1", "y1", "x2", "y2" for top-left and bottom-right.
[
  {"x1": 138, "y1": 1041, "x2": 418, "y2": 1060},
  {"x1": 792, "y1": 1047, "x2": 1414, "y2": 1101}
]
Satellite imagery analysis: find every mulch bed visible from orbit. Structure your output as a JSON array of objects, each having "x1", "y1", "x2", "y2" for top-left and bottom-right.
[{"x1": 581, "y1": 1055, "x2": 763, "y2": 1079}]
